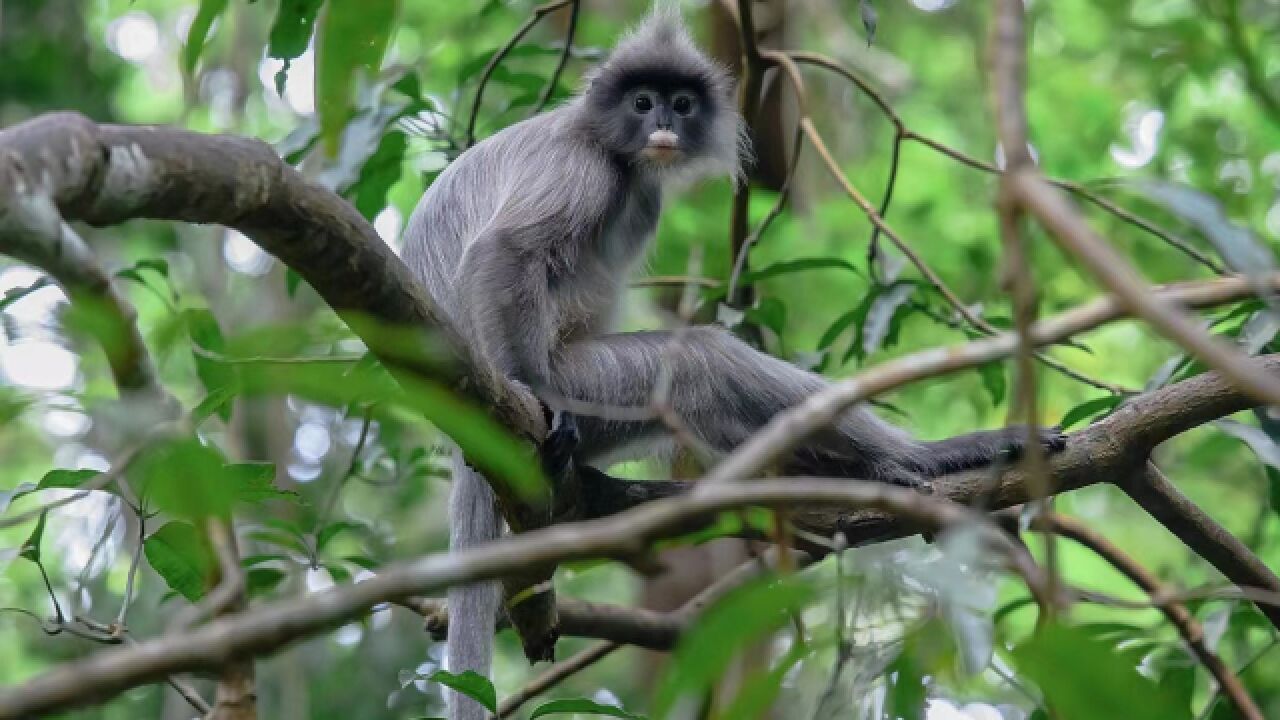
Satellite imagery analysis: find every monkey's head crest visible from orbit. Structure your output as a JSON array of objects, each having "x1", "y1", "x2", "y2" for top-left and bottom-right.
[{"x1": 576, "y1": 6, "x2": 750, "y2": 186}]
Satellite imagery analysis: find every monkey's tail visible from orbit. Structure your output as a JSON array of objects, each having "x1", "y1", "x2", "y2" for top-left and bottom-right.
[{"x1": 446, "y1": 450, "x2": 503, "y2": 720}]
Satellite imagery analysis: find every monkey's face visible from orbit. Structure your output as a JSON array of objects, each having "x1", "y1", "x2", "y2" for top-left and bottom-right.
[
  {"x1": 624, "y1": 86, "x2": 703, "y2": 167},
  {"x1": 587, "y1": 73, "x2": 723, "y2": 174}
]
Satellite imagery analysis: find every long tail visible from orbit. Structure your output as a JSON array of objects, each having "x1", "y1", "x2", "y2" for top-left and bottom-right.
[{"x1": 446, "y1": 450, "x2": 503, "y2": 720}]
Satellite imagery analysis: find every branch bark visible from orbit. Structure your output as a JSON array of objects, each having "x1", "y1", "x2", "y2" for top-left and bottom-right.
[
  {"x1": 1045, "y1": 514, "x2": 1264, "y2": 720},
  {"x1": 0, "y1": 479, "x2": 1038, "y2": 719}
]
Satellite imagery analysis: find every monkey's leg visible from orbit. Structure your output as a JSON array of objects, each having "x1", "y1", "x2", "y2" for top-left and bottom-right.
[{"x1": 548, "y1": 327, "x2": 1064, "y2": 483}]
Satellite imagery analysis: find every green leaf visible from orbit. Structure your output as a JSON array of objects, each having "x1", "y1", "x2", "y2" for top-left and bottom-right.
[
  {"x1": 134, "y1": 438, "x2": 235, "y2": 520},
  {"x1": 285, "y1": 268, "x2": 305, "y2": 298},
  {"x1": 316, "y1": 521, "x2": 364, "y2": 551},
  {"x1": 37, "y1": 468, "x2": 100, "y2": 490},
  {"x1": 1060, "y1": 395, "x2": 1124, "y2": 431},
  {"x1": 144, "y1": 522, "x2": 214, "y2": 602},
  {"x1": 885, "y1": 643, "x2": 926, "y2": 720},
  {"x1": 245, "y1": 567, "x2": 288, "y2": 598},
  {"x1": 268, "y1": 0, "x2": 325, "y2": 62},
  {"x1": 182, "y1": 0, "x2": 230, "y2": 75},
  {"x1": 193, "y1": 385, "x2": 239, "y2": 426},
  {"x1": 315, "y1": 0, "x2": 399, "y2": 155},
  {"x1": 323, "y1": 561, "x2": 352, "y2": 584},
  {"x1": 978, "y1": 362, "x2": 1007, "y2": 406},
  {"x1": 225, "y1": 463, "x2": 298, "y2": 505},
  {"x1": 352, "y1": 130, "x2": 407, "y2": 220},
  {"x1": 653, "y1": 576, "x2": 813, "y2": 718},
  {"x1": 232, "y1": 355, "x2": 546, "y2": 501},
  {"x1": 530, "y1": 698, "x2": 646, "y2": 719},
  {"x1": 18, "y1": 510, "x2": 49, "y2": 563},
  {"x1": 429, "y1": 670, "x2": 496, "y2": 713},
  {"x1": 718, "y1": 640, "x2": 810, "y2": 720},
  {"x1": 0, "y1": 277, "x2": 52, "y2": 312},
  {"x1": 1266, "y1": 466, "x2": 1280, "y2": 516},
  {"x1": 1014, "y1": 623, "x2": 1191, "y2": 720},
  {"x1": 185, "y1": 307, "x2": 236, "y2": 422}
]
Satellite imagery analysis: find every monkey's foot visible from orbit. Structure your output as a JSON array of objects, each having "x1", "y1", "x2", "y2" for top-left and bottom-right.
[
  {"x1": 540, "y1": 410, "x2": 580, "y2": 481},
  {"x1": 1003, "y1": 426, "x2": 1068, "y2": 460}
]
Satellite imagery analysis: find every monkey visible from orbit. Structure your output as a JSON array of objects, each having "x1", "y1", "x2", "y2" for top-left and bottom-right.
[{"x1": 400, "y1": 8, "x2": 1064, "y2": 719}]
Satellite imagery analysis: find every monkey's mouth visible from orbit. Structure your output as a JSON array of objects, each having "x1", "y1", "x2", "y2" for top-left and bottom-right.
[{"x1": 641, "y1": 131, "x2": 681, "y2": 164}]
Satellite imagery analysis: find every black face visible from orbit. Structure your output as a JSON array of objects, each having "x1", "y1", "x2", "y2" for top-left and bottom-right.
[
  {"x1": 589, "y1": 70, "x2": 718, "y2": 167},
  {"x1": 621, "y1": 84, "x2": 708, "y2": 165}
]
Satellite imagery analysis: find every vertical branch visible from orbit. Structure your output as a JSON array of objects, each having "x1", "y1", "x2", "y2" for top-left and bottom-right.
[
  {"x1": 991, "y1": 0, "x2": 1054, "y2": 597},
  {"x1": 205, "y1": 519, "x2": 256, "y2": 720},
  {"x1": 725, "y1": 0, "x2": 766, "y2": 311}
]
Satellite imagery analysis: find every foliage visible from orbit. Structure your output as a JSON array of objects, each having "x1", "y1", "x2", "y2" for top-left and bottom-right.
[{"x1": 1, "y1": 0, "x2": 1279, "y2": 718}]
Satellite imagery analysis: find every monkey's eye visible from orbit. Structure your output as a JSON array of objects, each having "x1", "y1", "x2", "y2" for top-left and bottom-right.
[
  {"x1": 633, "y1": 95, "x2": 654, "y2": 113},
  {"x1": 673, "y1": 95, "x2": 693, "y2": 116}
]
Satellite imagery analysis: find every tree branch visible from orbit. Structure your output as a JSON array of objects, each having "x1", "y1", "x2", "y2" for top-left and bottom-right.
[
  {"x1": 1044, "y1": 514, "x2": 1264, "y2": 720},
  {"x1": 1120, "y1": 462, "x2": 1280, "y2": 629},
  {"x1": 0, "y1": 480, "x2": 1038, "y2": 719}
]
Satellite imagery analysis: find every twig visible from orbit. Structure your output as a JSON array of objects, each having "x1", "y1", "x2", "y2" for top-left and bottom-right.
[
  {"x1": 498, "y1": 640, "x2": 619, "y2": 717},
  {"x1": 723, "y1": 0, "x2": 768, "y2": 311},
  {"x1": 786, "y1": 50, "x2": 1226, "y2": 276},
  {"x1": 726, "y1": 122, "x2": 805, "y2": 301},
  {"x1": 762, "y1": 50, "x2": 1128, "y2": 396},
  {"x1": 115, "y1": 496, "x2": 146, "y2": 630},
  {"x1": 1013, "y1": 171, "x2": 1280, "y2": 406},
  {"x1": 532, "y1": 0, "x2": 580, "y2": 115},
  {"x1": 1044, "y1": 514, "x2": 1264, "y2": 720},
  {"x1": 465, "y1": 0, "x2": 574, "y2": 147}
]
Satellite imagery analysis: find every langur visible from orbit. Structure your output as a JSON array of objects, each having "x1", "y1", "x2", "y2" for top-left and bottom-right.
[{"x1": 401, "y1": 8, "x2": 1064, "y2": 719}]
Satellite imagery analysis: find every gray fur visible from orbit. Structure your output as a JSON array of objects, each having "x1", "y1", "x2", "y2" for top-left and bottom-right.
[{"x1": 401, "y1": 9, "x2": 1051, "y2": 720}]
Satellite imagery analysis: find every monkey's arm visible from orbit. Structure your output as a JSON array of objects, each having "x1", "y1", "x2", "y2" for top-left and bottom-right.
[{"x1": 454, "y1": 229, "x2": 556, "y2": 385}]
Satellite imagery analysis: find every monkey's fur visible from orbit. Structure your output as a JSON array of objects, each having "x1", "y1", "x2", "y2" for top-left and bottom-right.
[{"x1": 402, "y1": 9, "x2": 1063, "y2": 719}]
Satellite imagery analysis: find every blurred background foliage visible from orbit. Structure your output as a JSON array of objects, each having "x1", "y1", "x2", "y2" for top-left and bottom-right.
[{"x1": 1, "y1": 0, "x2": 1279, "y2": 718}]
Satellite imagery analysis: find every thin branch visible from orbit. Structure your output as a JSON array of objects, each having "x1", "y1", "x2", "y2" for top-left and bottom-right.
[
  {"x1": 727, "y1": 122, "x2": 805, "y2": 301},
  {"x1": 787, "y1": 50, "x2": 1226, "y2": 276},
  {"x1": 993, "y1": 0, "x2": 1056, "y2": 609},
  {"x1": 465, "y1": 0, "x2": 574, "y2": 147},
  {"x1": 762, "y1": 50, "x2": 1128, "y2": 396},
  {"x1": 1121, "y1": 462, "x2": 1280, "y2": 630},
  {"x1": 532, "y1": 0, "x2": 580, "y2": 115},
  {"x1": 1012, "y1": 171, "x2": 1280, "y2": 406},
  {"x1": 723, "y1": 0, "x2": 768, "y2": 311},
  {"x1": 497, "y1": 641, "x2": 618, "y2": 717},
  {"x1": 0, "y1": 479, "x2": 1042, "y2": 719},
  {"x1": 1044, "y1": 514, "x2": 1264, "y2": 720},
  {"x1": 1217, "y1": 0, "x2": 1280, "y2": 126}
]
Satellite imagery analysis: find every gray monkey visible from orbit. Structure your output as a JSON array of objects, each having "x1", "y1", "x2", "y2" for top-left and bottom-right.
[{"x1": 401, "y1": 8, "x2": 1064, "y2": 719}]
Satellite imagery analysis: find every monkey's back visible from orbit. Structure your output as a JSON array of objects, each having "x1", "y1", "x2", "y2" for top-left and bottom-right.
[{"x1": 400, "y1": 106, "x2": 625, "y2": 333}]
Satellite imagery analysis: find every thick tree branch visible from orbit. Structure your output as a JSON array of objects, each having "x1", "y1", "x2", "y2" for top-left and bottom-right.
[
  {"x1": 0, "y1": 480, "x2": 1038, "y2": 719},
  {"x1": 0, "y1": 112, "x2": 562, "y2": 659},
  {"x1": 1120, "y1": 462, "x2": 1280, "y2": 629}
]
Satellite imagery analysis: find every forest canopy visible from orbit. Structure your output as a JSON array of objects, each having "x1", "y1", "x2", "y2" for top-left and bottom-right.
[{"x1": 1, "y1": 1, "x2": 1280, "y2": 719}]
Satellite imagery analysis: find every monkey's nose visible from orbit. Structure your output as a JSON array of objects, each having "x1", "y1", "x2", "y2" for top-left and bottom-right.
[{"x1": 647, "y1": 130, "x2": 679, "y2": 149}]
